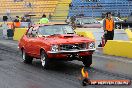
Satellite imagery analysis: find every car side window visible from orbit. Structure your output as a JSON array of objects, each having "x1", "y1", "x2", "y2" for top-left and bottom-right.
[
  {"x1": 27, "y1": 27, "x2": 34, "y2": 37},
  {"x1": 27, "y1": 27, "x2": 38, "y2": 37},
  {"x1": 38, "y1": 26, "x2": 53, "y2": 35},
  {"x1": 30, "y1": 27, "x2": 38, "y2": 37}
]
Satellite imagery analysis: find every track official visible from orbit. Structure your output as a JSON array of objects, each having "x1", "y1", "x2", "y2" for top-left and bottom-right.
[
  {"x1": 39, "y1": 14, "x2": 49, "y2": 24},
  {"x1": 103, "y1": 12, "x2": 115, "y2": 43}
]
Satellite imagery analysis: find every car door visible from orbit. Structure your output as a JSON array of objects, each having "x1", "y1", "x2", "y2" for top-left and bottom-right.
[
  {"x1": 28, "y1": 27, "x2": 40, "y2": 57},
  {"x1": 25, "y1": 27, "x2": 35, "y2": 55}
]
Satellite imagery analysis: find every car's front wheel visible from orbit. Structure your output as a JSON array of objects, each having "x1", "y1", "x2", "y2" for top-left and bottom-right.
[
  {"x1": 82, "y1": 55, "x2": 92, "y2": 67},
  {"x1": 40, "y1": 50, "x2": 49, "y2": 69},
  {"x1": 22, "y1": 49, "x2": 33, "y2": 64}
]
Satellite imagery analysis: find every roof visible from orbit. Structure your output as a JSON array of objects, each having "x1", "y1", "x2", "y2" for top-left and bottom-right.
[
  {"x1": 76, "y1": 17, "x2": 95, "y2": 19},
  {"x1": 33, "y1": 22, "x2": 67, "y2": 27}
]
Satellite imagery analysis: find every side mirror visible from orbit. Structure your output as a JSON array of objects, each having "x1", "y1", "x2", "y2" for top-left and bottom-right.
[{"x1": 74, "y1": 31, "x2": 76, "y2": 34}]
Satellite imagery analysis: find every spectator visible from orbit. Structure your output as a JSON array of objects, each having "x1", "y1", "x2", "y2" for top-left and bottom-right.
[
  {"x1": 103, "y1": 12, "x2": 115, "y2": 43},
  {"x1": 14, "y1": 16, "x2": 20, "y2": 22},
  {"x1": 39, "y1": 14, "x2": 49, "y2": 24},
  {"x1": 14, "y1": 16, "x2": 21, "y2": 28},
  {"x1": 65, "y1": 16, "x2": 71, "y2": 24},
  {"x1": 25, "y1": 16, "x2": 31, "y2": 22},
  {"x1": 28, "y1": 2, "x2": 32, "y2": 8},
  {"x1": 70, "y1": 15, "x2": 76, "y2": 24},
  {"x1": 70, "y1": 15, "x2": 76, "y2": 29},
  {"x1": 6, "y1": 9, "x2": 10, "y2": 18},
  {"x1": 3, "y1": 16, "x2": 8, "y2": 22},
  {"x1": 24, "y1": 1, "x2": 32, "y2": 8},
  {"x1": 14, "y1": 0, "x2": 23, "y2": 2},
  {"x1": 2, "y1": 23, "x2": 9, "y2": 39},
  {"x1": 21, "y1": 17, "x2": 26, "y2": 22},
  {"x1": 69, "y1": 3, "x2": 73, "y2": 9},
  {"x1": 48, "y1": 13, "x2": 52, "y2": 20}
]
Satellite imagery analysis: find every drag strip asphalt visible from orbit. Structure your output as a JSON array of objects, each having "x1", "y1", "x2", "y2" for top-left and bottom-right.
[{"x1": 0, "y1": 40, "x2": 132, "y2": 88}]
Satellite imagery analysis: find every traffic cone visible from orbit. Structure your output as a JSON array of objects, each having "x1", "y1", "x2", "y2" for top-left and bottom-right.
[{"x1": 101, "y1": 36, "x2": 105, "y2": 47}]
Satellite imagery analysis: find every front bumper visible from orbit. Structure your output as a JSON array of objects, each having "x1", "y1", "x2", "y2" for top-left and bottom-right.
[{"x1": 47, "y1": 48, "x2": 96, "y2": 54}]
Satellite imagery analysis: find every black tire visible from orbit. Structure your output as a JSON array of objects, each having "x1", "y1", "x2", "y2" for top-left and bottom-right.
[
  {"x1": 82, "y1": 55, "x2": 92, "y2": 67},
  {"x1": 22, "y1": 49, "x2": 33, "y2": 64},
  {"x1": 82, "y1": 78, "x2": 91, "y2": 86},
  {"x1": 40, "y1": 50, "x2": 50, "y2": 69}
]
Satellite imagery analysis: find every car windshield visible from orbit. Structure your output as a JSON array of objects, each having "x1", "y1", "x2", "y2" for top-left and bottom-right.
[
  {"x1": 38, "y1": 25, "x2": 74, "y2": 35},
  {"x1": 80, "y1": 18, "x2": 98, "y2": 24}
]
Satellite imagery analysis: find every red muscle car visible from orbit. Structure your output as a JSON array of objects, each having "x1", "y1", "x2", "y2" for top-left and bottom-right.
[{"x1": 18, "y1": 23, "x2": 96, "y2": 69}]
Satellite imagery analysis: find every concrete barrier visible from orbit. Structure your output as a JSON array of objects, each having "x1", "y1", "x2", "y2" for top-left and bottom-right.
[
  {"x1": 75, "y1": 30, "x2": 95, "y2": 40},
  {"x1": 0, "y1": 22, "x2": 3, "y2": 26},
  {"x1": 13, "y1": 28, "x2": 27, "y2": 41},
  {"x1": 125, "y1": 29, "x2": 132, "y2": 41},
  {"x1": 103, "y1": 40, "x2": 132, "y2": 58}
]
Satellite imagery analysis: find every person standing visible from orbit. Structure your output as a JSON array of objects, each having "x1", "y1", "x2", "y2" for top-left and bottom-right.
[
  {"x1": 48, "y1": 13, "x2": 52, "y2": 21},
  {"x1": 70, "y1": 15, "x2": 76, "y2": 29},
  {"x1": 14, "y1": 16, "x2": 21, "y2": 28},
  {"x1": 28, "y1": 2, "x2": 32, "y2": 8},
  {"x1": 69, "y1": 3, "x2": 73, "y2": 10},
  {"x1": 103, "y1": 12, "x2": 115, "y2": 43},
  {"x1": 2, "y1": 23, "x2": 9, "y2": 39},
  {"x1": 39, "y1": 14, "x2": 49, "y2": 24},
  {"x1": 14, "y1": 16, "x2": 20, "y2": 22},
  {"x1": 6, "y1": 9, "x2": 10, "y2": 18},
  {"x1": 65, "y1": 16, "x2": 71, "y2": 24}
]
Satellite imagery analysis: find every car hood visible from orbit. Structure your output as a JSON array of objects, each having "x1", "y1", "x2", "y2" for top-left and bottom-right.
[{"x1": 43, "y1": 34, "x2": 94, "y2": 44}]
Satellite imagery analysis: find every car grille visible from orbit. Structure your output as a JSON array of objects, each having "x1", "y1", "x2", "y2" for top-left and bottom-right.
[{"x1": 60, "y1": 43, "x2": 87, "y2": 51}]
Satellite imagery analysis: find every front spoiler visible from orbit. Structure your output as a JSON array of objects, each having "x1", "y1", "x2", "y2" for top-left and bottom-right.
[{"x1": 47, "y1": 48, "x2": 96, "y2": 54}]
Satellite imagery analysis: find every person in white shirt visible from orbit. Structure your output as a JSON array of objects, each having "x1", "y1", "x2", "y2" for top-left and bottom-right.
[{"x1": 2, "y1": 23, "x2": 9, "y2": 39}]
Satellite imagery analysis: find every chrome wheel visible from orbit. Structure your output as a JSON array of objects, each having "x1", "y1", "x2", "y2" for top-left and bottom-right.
[
  {"x1": 41, "y1": 53, "x2": 46, "y2": 67},
  {"x1": 40, "y1": 50, "x2": 49, "y2": 69},
  {"x1": 22, "y1": 50, "x2": 26, "y2": 61}
]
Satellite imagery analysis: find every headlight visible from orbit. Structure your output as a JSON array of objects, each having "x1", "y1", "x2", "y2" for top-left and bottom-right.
[
  {"x1": 88, "y1": 42, "x2": 95, "y2": 49},
  {"x1": 51, "y1": 45, "x2": 59, "y2": 51}
]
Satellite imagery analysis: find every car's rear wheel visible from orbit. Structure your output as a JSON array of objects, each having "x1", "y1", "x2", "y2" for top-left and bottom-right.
[
  {"x1": 40, "y1": 50, "x2": 49, "y2": 69},
  {"x1": 82, "y1": 55, "x2": 92, "y2": 67},
  {"x1": 22, "y1": 49, "x2": 33, "y2": 64}
]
